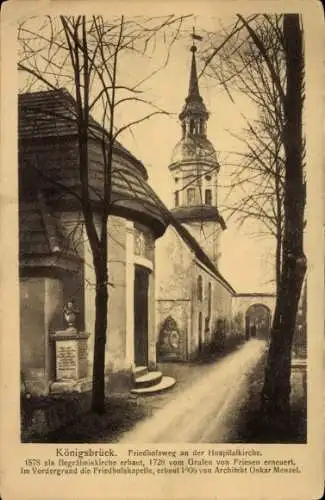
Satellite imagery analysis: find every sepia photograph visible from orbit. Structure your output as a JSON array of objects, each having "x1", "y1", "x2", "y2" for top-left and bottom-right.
[
  {"x1": 17, "y1": 10, "x2": 309, "y2": 445},
  {"x1": 0, "y1": 1, "x2": 324, "y2": 499}
]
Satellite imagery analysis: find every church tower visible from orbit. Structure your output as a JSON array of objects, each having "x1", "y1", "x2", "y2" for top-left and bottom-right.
[{"x1": 169, "y1": 35, "x2": 225, "y2": 268}]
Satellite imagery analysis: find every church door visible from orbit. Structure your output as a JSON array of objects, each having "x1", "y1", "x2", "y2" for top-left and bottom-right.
[{"x1": 134, "y1": 265, "x2": 149, "y2": 366}]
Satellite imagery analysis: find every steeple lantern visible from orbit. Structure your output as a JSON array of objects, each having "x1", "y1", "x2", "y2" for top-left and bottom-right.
[{"x1": 179, "y1": 37, "x2": 209, "y2": 140}]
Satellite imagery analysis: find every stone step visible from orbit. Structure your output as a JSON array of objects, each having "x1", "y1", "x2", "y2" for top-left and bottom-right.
[
  {"x1": 131, "y1": 376, "x2": 176, "y2": 395},
  {"x1": 134, "y1": 370, "x2": 163, "y2": 389},
  {"x1": 133, "y1": 366, "x2": 148, "y2": 379}
]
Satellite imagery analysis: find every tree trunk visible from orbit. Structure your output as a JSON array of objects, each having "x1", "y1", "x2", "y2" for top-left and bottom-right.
[
  {"x1": 261, "y1": 14, "x2": 306, "y2": 426},
  {"x1": 91, "y1": 257, "x2": 108, "y2": 414},
  {"x1": 275, "y1": 225, "x2": 282, "y2": 296}
]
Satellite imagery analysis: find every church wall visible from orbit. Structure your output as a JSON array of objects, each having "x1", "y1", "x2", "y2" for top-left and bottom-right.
[
  {"x1": 232, "y1": 295, "x2": 276, "y2": 327},
  {"x1": 210, "y1": 279, "x2": 234, "y2": 339},
  {"x1": 155, "y1": 225, "x2": 235, "y2": 361},
  {"x1": 188, "y1": 265, "x2": 234, "y2": 359},
  {"x1": 156, "y1": 225, "x2": 194, "y2": 361},
  {"x1": 183, "y1": 221, "x2": 221, "y2": 268}
]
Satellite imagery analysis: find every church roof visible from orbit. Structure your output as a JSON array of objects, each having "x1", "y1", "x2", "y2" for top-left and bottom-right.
[
  {"x1": 179, "y1": 45, "x2": 209, "y2": 122},
  {"x1": 170, "y1": 135, "x2": 217, "y2": 168},
  {"x1": 168, "y1": 212, "x2": 235, "y2": 293},
  {"x1": 171, "y1": 205, "x2": 226, "y2": 229},
  {"x1": 170, "y1": 43, "x2": 217, "y2": 170}
]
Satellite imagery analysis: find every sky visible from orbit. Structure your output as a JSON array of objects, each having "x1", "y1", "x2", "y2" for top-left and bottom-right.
[
  {"x1": 112, "y1": 15, "x2": 276, "y2": 293},
  {"x1": 18, "y1": 13, "x2": 276, "y2": 293}
]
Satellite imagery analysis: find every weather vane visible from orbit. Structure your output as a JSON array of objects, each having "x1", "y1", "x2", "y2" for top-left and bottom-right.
[{"x1": 191, "y1": 26, "x2": 203, "y2": 49}]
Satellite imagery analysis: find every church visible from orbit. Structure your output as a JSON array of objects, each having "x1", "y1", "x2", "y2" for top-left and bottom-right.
[
  {"x1": 19, "y1": 40, "x2": 281, "y2": 398},
  {"x1": 155, "y1": 41, "x2": 236, "y2": 361}
]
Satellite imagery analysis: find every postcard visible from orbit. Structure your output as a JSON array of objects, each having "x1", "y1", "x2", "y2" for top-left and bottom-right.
[{"x1": 0, "y1": 0, "x2": 324, "y2": 498}]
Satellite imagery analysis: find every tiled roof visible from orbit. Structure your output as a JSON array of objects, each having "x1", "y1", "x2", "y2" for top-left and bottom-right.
[
  {"x1": 19, "y1": 88, "x2": 148, "y2": 180},
  {"x1": 169, "y1": 215, "x2": 235, "y2": 294},
  {"x1": 20, "y1": 192, "x2": 81, "y2": 264},
  {"x1": 171, "y1": 205, "x2": 226, "y2": 229}
]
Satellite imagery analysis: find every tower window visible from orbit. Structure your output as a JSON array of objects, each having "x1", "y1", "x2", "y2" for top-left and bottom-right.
[
  {"x1": 205, "y1": 189, "x2": 212, "y2": 205},
  {"x1": 187, "y1": 188, "x2": 195, "y2": 205},
  {"x1": 190, "y1": 119, "x2": 195, "y2": 135},
  {"x1": 175, "y1": 190, "x2": 179, "y2": 207}
]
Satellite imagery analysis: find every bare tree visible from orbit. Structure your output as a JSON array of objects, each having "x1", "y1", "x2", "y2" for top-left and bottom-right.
[
  {"x1": 260, "y1": 14, "x2": 306, "y2": 423},
  {"x1": 201, "y1": 14, "x2": 306, "y2": 426},
  {"x1": 18, "y1": 14, "x2": 186, "y2": 413},
  {"x1": 201, "y1": 15, "x2": 286, "y2": 293}
]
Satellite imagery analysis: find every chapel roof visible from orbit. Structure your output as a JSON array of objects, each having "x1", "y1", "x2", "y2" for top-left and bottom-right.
[
  {"x1": 19, "y1": 88, "x2": 168, "y2": 239},
  {"x1": 19, "y1": 191, "x2": 81, "y2": 275},
  {"x1": 19, "y1": 88, "x2": 148, "y2": 180}
]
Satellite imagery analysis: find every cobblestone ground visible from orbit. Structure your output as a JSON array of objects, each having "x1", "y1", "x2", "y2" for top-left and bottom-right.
[{"x1": 116, "y1": 339, "x2": 267, "y2": 443}]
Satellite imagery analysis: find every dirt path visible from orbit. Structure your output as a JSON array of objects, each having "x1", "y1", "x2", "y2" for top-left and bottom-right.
[{"x1": 117, "y1": 339, "x2": 267, "y2": 443}]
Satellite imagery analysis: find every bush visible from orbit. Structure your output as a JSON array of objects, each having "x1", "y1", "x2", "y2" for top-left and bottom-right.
[{"x1": 197, "y1": 317, "x2": 245, "y2": 362}]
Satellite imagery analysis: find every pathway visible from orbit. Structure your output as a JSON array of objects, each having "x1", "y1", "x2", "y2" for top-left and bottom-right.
[{"x1": 117, "y1": 339, "x2": 267, "y2": 443}]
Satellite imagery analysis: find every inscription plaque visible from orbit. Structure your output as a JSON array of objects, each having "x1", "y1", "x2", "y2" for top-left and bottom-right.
[
  {"x1": 51, "y1": 330, "x2": 90, "y2": 385},
  {"x1": 56, "y1": 340, "x2": 78, "y2": 380}
]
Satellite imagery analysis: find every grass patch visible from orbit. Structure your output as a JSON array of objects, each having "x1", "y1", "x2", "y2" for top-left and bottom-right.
[
  {"x1": 233, "y1": 353, "x2": 307, "y2": 443},
  {"x1": 25, "y1": 395, "x2": 148, "y2": 443}
]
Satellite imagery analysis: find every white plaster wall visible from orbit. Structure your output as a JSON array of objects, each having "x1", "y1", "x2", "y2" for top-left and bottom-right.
[{"x1": 232, "y1": 294, "x2": 276, "y2": 320}]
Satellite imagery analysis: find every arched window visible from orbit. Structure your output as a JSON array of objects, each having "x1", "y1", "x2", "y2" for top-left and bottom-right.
[
  {"x1": 174, "y1": 190, "x2": 179, "y2": 207},
  {"x1": 197, "y1": 275, "x2": 203, "y2": 302},
  {"x1": 198, "y1": 311, "x2": 203, "y2": 352},
  {"x1": 208, "y1": 282, "x2": 212, "y2": 317}
]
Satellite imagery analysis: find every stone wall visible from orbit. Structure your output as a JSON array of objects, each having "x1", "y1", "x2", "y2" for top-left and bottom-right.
[
  {"x1": 232, "y1": 294, "x2": 276, "y2": 324},
  {"x1": 20, "y1": 276, "x2": 64, "y2": 395},
  {"x1": 184, "y1": 221, "x2": 221, "y2": 269}
]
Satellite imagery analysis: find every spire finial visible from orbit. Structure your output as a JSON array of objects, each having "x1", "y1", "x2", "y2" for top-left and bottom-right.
[
  {"x1": 191, "y1": 27, "x2": 197, "y2": 52},
  {"x1": 188, "y1": 27, "x2": 203, "y2": 97},
  {"x1": 191, "y1": 26, "x2": 203, "y2": 52}
]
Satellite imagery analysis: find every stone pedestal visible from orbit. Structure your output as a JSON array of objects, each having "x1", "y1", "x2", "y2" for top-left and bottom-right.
[{"x1": 50, "y1": 329, "x2": 92, "y2": 393}]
